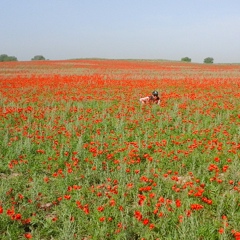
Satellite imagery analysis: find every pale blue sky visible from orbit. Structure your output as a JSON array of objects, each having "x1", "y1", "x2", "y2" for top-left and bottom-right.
[{"x1": 1, "y1": 0, "x2": 240, "y2": 63}]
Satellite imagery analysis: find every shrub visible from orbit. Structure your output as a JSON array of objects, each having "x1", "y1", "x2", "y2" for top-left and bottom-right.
[
  {"x1": 204, "y1": 57, "x2": 214, "y2": 64},
  {"x1": 181, "y1": 57, "x2": 191, "y2": 62},
  {"x1": 31, "y1": 55, "x2": 46, "y2": 61},
  {"x1": 0, "y1": 54, "x2": 18, "y2": 62}
]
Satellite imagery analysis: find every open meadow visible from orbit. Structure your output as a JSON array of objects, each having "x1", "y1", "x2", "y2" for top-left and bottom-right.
[{"x1": 0, "y1": 59, "x2": 240, "y2": 239}]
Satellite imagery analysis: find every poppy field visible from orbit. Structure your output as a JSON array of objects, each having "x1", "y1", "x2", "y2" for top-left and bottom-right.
[{"x1": 0, "y1": 59, "x2": 240, "y2": 239}]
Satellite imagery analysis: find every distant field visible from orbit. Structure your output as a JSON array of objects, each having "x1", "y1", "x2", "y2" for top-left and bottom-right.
[
  {"x1": 1, "y1": 59, "x2": 240, "y2": 79},
  {"x1": 0, "y1": 59, "x2": 240, "y2": 239}
]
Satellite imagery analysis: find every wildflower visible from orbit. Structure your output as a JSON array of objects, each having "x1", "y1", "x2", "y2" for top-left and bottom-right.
[
  {"x1": 22, "y1": 218, "x2": 31, "y2": 225},
  {"x1": 43, "y1": 177, "x2": 49, "y2": 183},
  {"x1": 97, "y1": 206, "x2": 104, "y2": 212},
  {"x1": 190, "y1": 204, "x2": 204, "y2": 211},
  {"x1": 229, "y1": 180, "x2": 234, "y2": 185},
  {"x1": 134, "y1": 210, "x2": 142, "y2": 221},
  {"x1": 175, "y1": 199, "x2": 181, "y2": 208},
  {"x1": 142, "y1": 218, "x2": 149, "y2": 225},
  {"x1": 14, "y1": 213, "x2": 22, "y2": 220},
  {"x1": 158, "y1": 212, "x2": 164, "y2": 217},
  {"x1": 64, "y1": 195, "x2": 71, "y2": 200},
  {"x1": 138, "y1": 194, "x2": 146, "y2": 206},
  {"x1": 18, "y1": 194, "x2": 24, "y2": 199},
  {"x1": 109, "y1": 199, "x2": 115, "y2": 206},
  {"x1": 186, "y1": 210, "x2": 192, "y2": 217},
  {"x1": 149, "y1": 192, "x2": 155, "y2": 198},
  {"x1": 117, "y1": 222, "x2": 123, "y2": 228},
  {"x1": 219, "y1": 228, "x2": 224, "y2": 234},
  {"x1": 97, "y1": 192, "x2": 102, "y2": 197},
  {"x1": 119, "y1": 205, "x2": 124, "y2": 211},
  {"x1": 83, "y1": 205, "x2": 89, "y2": 214},
  {"x1": 178, "y1": 215, "x2": 183, "y2": 223},
  {"x1": 222, "y1": 165, "x2": 229, "y2": 172},
  {"x1": 6, "y1": 206, "x2": 15, "y2": 216},
  {"x1": 24, "y1": 233, "x2": 32, "y2": 239},
  {"x1": 232, "y1": 231, "x2": 240, "y2": 240},
  {"x1": 149, "y1": 223, "x2": 155, "y2": 229},
  {"x1": 202, "y1": 197, "x2": 212, "y2": 205},
  {"x1": 153, "y1": 208, "x2": 158, "y2": 214},
  {"x1": 126, "y1": 183, "x2": 134, "y2": 189}
]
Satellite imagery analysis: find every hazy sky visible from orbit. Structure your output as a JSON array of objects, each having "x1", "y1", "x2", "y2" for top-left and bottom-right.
[{"x1": 1, "y1": 0, "x2": 240, "y2": 63}]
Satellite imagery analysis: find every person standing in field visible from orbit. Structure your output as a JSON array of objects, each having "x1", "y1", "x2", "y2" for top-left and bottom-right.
[{"x1": 139, "y1": 90, "x2": 161, "y2": 105}]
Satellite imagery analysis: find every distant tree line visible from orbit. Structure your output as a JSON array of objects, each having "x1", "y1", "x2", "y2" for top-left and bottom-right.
[
  {"x1": 1, "y1": 53, "x2": 215, "y2": 63},
  {"x1": 0, "y1": 54, "x2": 46, "y2": 62},
  {"x1": 181, "y1": 56, "x2": 214, "y2": 64}
]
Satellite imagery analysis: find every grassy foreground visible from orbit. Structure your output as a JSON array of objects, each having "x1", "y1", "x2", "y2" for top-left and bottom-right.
[{"x1": 0, "y1": 60, "x2": 240, "y2": 239}]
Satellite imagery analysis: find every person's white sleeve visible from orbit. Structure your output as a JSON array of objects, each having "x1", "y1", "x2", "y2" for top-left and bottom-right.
[{"x1": 140, "y1": 96, "x2": 149, "y2": 102}]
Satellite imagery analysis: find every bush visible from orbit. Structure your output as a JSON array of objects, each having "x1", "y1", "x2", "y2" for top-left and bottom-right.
[
  {"x1": 0, "y1": 54, "x2": 18, "y2": 62},
  {"x1": 203, "y1": 57, "x2": 214, "y2": 64},
  {"x1": 181, "y1": 57, "x2": 191, "y2": 62},
  {"x1": 31, "y1": 55, "x2": 46, "y2": 61}
]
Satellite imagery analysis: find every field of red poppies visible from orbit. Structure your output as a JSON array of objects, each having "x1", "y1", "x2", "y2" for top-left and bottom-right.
[{"x1": 0, "y1": 59, "x2": 240, "y2": 239}]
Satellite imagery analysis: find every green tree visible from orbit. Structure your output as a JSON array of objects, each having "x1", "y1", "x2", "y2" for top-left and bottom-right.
[
  {"x1": 181, "y1": 57, "x2": 191, "y2": 62},
  {"x1": 0, "y1": 54, "x2": 18, "y2": 62},
  {"x1": 31, "y1": 55, "x2": 46, "y2": 61},
  {"x1": 204, "y1": 57, "x2": 214, "y2": 64}
]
